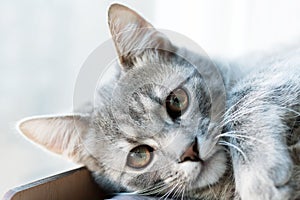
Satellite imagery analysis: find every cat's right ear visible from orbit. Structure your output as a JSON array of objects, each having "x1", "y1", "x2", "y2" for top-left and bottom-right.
[
  {"x1": 18, "y1": 114, "x2": 90, "y2": 162},
  {"x1": 108, "y1": 4, "x2": 176, "y2": 69}
]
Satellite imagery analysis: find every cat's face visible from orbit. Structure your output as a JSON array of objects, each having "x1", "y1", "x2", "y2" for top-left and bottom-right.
[
  {"x1": 87, "y1": 51, "x2": 227, "y2": 193},
  {"x1": 19, "y1": 3, "x2": 227, "y2": 197}
]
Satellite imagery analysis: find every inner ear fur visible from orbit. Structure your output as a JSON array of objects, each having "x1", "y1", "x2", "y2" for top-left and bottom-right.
[
  {"x1": 18, "y1": 114, "x2": 90, "y2": 161},
  {"x1": 108, "y1": 3, "x2": 176, "y2": 69}
]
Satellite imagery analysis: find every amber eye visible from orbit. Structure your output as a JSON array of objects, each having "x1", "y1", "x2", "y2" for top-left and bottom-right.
[
  {"x1": 127, "y1": 145, "x2": 153, "y2": 169},
  {"x1": 166, "y1": 88, "x2": 189, "y2": 119}
]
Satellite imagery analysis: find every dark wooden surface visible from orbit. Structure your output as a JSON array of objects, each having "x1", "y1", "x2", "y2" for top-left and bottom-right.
[{"x1": 3, "y1": 167, "x2": 106, "y2": 200}]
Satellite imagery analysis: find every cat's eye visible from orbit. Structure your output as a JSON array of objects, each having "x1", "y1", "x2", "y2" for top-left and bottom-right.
[
  {"x1": 166, "y1": 88, "x2": 189, "y2": 119},
  {"x1": 127, "y1": 145, "x2": 153, "y2": 169}
]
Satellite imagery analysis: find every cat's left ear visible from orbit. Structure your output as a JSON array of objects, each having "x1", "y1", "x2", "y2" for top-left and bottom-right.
[
  {"x1": 18, "y1": 115, "x2": 89, "y2": 162},
  {"x1": 108, "y1": 4, "x2": 176, "y2": 69}
]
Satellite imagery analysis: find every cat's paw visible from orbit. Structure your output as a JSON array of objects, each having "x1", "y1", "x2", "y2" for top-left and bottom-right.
[
  {"x1": 237, "y1": 163, "x2": 293, "y2": 200},
  {"x1": 239, "y1": 181, "x2": 291, "y2": 200}
]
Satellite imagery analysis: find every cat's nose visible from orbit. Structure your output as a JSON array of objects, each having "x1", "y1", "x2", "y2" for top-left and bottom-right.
[{"x1": 179, "y1": 138, "x2": 201, "y2": 163}]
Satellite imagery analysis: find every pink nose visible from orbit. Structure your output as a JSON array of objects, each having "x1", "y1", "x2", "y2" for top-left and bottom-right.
[{"x1": 179, "y1": 138, "x2": 201, "y2": 163}]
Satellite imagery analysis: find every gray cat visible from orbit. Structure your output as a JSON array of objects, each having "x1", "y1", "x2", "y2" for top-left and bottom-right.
[{"x1": 18, "y1": 4, "x2": 300, "y2": 200}]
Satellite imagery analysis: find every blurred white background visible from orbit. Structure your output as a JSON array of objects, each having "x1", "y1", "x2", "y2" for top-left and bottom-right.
[{"x1": 1, "y1": 0, "x2": 300, "y2": 197}]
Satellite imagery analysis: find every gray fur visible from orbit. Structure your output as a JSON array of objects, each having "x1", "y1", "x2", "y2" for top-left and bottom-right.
[
  {"x1": 224, "y1": 49, "x2": 300, "y2": 200},
  {"x1": 19, "y1": 4, "x2": 300, "y2": 200}
]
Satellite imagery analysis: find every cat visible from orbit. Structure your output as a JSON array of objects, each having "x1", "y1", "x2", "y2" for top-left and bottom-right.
[{"x1": 18, "y1": 3, "x2": 300, "y2": 200}]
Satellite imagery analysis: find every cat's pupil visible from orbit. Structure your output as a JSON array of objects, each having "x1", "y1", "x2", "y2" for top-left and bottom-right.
[
  {"x1": 132, "y1": 149, "x2": 145, "y2": 159},
  {"x1": 173, "y1": 97, "x2": 180, "y2": 106}
]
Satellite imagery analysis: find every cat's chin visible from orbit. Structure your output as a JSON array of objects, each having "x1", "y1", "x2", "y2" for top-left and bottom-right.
[{"x1": 182, "y1": 150, "x2": 227, "y2": 190}]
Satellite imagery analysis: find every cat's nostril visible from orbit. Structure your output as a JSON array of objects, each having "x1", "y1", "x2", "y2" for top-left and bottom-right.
[{"x1": 179, "y1": 138, "x2": 201, "y2": 163}]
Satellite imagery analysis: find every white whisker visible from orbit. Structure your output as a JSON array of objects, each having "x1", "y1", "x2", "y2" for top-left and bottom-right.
[
  {"x1": 135, "y1": 182, "x2": 166, "y2": 196},
  {"x1": 172, "y1": 182, "x2": 184, "y2": 199},
  {"x1": 216, "y1": 132, "x2": 267, "y2": 145},
  {"x1": 159, "y1": 180, "x2": 182, "y2": 200},
  {"x1": 219, "y1": 141, "x2": 248, "y2": 162},
  {"x1": 181, "y1": 186, "x2": 185, "y2": 200}
]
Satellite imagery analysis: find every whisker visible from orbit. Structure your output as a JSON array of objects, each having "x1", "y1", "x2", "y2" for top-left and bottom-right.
[
  {"x1": 218, "y1": 90, "x2": 275, "y2": 128},
  {"x1": 219, "y1": 141, "x2": 248, "y2": 162},
  {"x1": 137, "y1": 176, "x2": 182, "y2": 197},
  {"x1": 172, "y1": 182, "x2": 184, "y2": 199},
  {"x1": 135, "y1": 182, "x2": 167, "y2": 196},
  {"x1": 181, "y1": 186, "x2": 185, "y2": 200},
  {"x1": 216, "y1": 132, "x2": 267, "y2": 145},
  {"x1": 176, "y1": 184, "x2": 184, "y2": 200},
  {"x1": 220, "y1": 105, "x2": 267, "y2": 127},
  {"x1": 178, "y1": 183, "x2": 186, "y2": 199},
  {"x1": 227, "y1": 90, "x2": 274, "y2": 115},
  {"x1": 159, "y1": 180, "x2": 183, "y2": 200},
  {"x1": 180, "y1": 184, "x2": 186, "y2": 200}
]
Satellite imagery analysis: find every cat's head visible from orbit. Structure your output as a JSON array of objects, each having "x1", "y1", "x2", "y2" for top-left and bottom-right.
[{"x1": 19, "y1": 4, "x2": 228, "y2": 198}]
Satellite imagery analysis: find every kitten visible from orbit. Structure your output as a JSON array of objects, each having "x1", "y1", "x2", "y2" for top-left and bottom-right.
[{"x1": 18, "y1": 4, "x2": 300, "y2": 200}]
